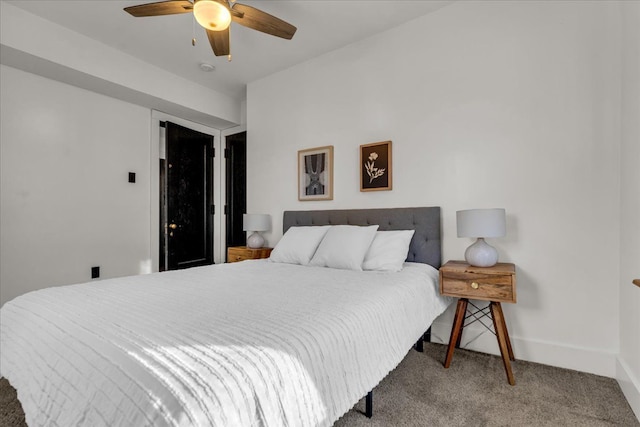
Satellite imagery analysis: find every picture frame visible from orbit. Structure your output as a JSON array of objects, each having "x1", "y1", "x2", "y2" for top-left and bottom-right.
[
  {"x1": 298, "y1": 145, "x2": 334, "y2": 201},
  {"x1": 360, "y1": 140, "x2": 392, "y2": 192}
]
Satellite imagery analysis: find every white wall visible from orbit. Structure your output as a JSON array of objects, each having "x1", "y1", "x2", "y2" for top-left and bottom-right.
[
  {"x1": 618, "y1": 1, "x2": 640, "y2": 419},
  {"x1": 0, "y1": 65, "x2": 151, "y2": 306},
  {"x1": 247, "y1": 1, "x2": 624, "y2": 377}
]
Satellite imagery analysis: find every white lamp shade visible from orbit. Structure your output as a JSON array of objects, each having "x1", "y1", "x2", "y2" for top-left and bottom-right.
[
  {"x1": 457, "y1": 209, "x2": 506, "y2": 238},
  {"x1": 243, "y1": 214, "x2": 271, "y2": 232}
]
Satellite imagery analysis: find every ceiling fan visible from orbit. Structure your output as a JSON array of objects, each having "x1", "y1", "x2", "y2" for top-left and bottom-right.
[{"x1": 124, "y1": 0, "x2": 296, "y2": 58}]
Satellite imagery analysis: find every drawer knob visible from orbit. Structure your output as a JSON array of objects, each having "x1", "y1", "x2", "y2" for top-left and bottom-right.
[
  {"x1": 236, "y1": 256, "x2": 242, "y2": 260},
  {"x1": 471, "y1": 282, "x2": 479, "y2": 289}
]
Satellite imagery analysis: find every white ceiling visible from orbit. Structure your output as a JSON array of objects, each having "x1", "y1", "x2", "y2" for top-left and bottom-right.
[{"x1": 7, "y1": 0, "x2": 453, "y2": 100}]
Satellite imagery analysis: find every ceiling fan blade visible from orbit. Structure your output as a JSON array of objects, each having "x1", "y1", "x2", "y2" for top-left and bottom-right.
[
  {"x1": 231, "y1": 3, "x2": 296, "y2": 40},
  {"x1": 124, "y1": 1, "x2": 193, "y2": 17},
  {"x1": 206, "y1": 28, "x2": 230, "y2": 56}
]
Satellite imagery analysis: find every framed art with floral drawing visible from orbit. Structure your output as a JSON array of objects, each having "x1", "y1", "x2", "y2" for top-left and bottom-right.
[
  {"x1": 360, "y1": 141, "x2": 392, "y2": 191},
  {"x1": 298, "y1": 145, "x2": 334, "y2": 201}
]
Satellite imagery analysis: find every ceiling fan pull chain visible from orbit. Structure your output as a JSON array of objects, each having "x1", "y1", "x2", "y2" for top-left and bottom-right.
[
  {"x1": 227, "y1": 25, "x2": 232, "y2": 61},
  {"x1": 192, "y1": 13, "x2": 196, "y2": 46}
]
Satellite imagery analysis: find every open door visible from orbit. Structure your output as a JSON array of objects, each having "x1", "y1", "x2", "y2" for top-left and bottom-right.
[{"x1": 160, "y1": 121, "x2": 215, "y2": 270}]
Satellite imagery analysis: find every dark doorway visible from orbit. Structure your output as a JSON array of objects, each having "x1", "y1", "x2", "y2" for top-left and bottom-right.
[
  {"x1": 160, "y1": 121, "x2": 214, "y2": 271},
  {"x1": 225, "y1": 131, "x2": 247, "y2": 258}
]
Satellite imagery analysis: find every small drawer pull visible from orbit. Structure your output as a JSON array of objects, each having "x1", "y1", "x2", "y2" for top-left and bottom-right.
[
  {"x1": 236, "y1": 256, "x2": 242, "y2": 260},
  {"x1": 471, "y1": 282, "x2": 479, "y2": 289}
]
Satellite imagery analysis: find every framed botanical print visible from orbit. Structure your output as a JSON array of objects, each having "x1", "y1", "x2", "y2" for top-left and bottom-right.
[
  {"x1": 298, "y1": 145, "x2": 334, "y2": 201},
  {"x1": 360, "y1": 140, "x2": 392, "y2": 192}
]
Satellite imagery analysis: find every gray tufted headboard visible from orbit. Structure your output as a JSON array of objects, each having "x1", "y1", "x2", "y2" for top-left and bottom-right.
[{"x1": 283, "y1": 207, "x2": 441, "y2": 269}]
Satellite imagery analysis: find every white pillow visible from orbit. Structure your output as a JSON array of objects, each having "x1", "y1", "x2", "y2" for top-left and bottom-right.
[
  {"x1": 309, "y1": 225, "x2": 379, "y2": 271},
  {"x1": 269, "y1": 226, "x2": 330, "y2": 265},
  {"x1": 362, "y1": 230, "x2": 415, "y2": 272}
]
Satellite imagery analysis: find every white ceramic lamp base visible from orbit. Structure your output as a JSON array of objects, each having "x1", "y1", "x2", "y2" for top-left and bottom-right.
[
  {"x1": 464, "y1": 238, "x2": 499, "y2": 267},
  {"x1": 246, "y1": 232, "x2": 265, "y2": 249}
]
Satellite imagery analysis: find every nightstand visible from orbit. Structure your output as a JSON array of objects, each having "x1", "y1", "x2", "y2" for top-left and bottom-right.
[
  {"x1": 439, "y1": 260, "x2": 517, "y2": 385},
  {"x1": 227, "y1": 246, "x2": 273, "y2": 263}
]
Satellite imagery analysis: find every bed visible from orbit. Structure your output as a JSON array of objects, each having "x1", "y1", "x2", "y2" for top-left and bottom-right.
[{"x1": 0, "y1": 207, "x2": 450, "y2": 427}]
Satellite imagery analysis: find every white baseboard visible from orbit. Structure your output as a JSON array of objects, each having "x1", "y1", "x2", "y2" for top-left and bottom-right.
[
  {"x1": 617, "y1": 357, "x2": 640, "y2": 421},
  {"x1": 429, "y1": 320, "x2": 617, "y2": 378}
]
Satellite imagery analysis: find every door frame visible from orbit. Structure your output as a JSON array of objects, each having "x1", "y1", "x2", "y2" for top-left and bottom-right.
[
  {"x1": 151, "y1": 111, "x2": 224, "y2": 271},
  {"x1": 219, "y1": 125, "x2": 249, "y2": 262},
  {"x1": 220, "y1": 125, "x2": 247, "y2": 257}
]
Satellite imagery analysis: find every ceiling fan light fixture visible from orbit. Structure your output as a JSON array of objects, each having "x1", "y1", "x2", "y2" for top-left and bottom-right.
[{"x1": 194, "y1": 0, "x2": 231, "y2": 31}]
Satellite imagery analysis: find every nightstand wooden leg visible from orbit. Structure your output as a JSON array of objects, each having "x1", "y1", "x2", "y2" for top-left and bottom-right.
[
  {"x1": 455, "y1": 323, "x2": 464, "y2": 349},
  {"x1": 444, "y1": 298, "x2": 468, "y2": 368},
  {"x1": 490, "y1": 302, "x2": 515, "y2": 385},
  {"x1": 493, "y1": 301, "x2": 515, "y2": 361}
]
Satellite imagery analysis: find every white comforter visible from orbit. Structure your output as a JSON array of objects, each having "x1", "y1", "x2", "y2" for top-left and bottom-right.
[{"x1": 1, "y1": 260, "x2": 450, "y2": 427}]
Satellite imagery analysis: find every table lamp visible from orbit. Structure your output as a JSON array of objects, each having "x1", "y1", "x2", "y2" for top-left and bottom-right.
[
  {"x1": 456, "y1": 208, "x2": 506, "y2": 267},
  {"x1": 243, "y1": 214, "x2": 271, "y2": 249}
]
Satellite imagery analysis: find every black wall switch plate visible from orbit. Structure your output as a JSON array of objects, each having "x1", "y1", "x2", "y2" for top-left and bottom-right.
[
  {"x1": 91, "y1": 266, "x2": 100, "y2": 279},
  {"x1": 128, "y1": 172, "x2": 136, "y2": 183}
]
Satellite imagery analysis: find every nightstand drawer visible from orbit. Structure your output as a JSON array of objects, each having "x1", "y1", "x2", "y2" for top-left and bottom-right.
[
  {"x1": 229, "y1": 251, "x2": 252, "y2": 262},
  {"x1": 441, "y1": 274, "x2": 514, "y2": 302}
]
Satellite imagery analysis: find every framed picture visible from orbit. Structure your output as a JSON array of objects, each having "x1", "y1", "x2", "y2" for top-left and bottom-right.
[
  {"x1": 360, "y1": 140, "x2": 392, "y2": 192},
  {"x1": 298, "y1": 145, "x2": 334, "y2": 201}
]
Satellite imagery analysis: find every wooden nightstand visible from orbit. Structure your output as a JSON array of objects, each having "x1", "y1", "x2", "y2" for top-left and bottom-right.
[
  {"x1": 440, "y1": 260, "x2": 517, "y2": 385},
  {"x1": 227, "y1": 246, "x2": 273, "y2": 263}
]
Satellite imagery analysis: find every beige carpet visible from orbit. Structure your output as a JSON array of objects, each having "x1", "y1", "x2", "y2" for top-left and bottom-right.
[{"x1": 1, "y1": 343, "x2": 638, "y2": 426}]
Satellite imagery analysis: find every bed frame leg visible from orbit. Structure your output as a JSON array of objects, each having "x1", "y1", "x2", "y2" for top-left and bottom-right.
[
  {"x1": 414, "y1": 327, "x2": 432, "y2": 352},
  {"x1": 365, "y1": 391, "x2": 373, "y2": 418}
]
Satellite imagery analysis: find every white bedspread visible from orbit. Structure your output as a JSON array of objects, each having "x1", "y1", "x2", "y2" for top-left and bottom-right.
[{"x1": 1, "y1": 261, "x2": 450, "y2": 427}]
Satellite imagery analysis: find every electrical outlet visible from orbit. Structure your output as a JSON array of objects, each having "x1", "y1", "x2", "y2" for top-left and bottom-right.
[{"x1": 91, "y1": 266, "x2": 100, "y2": 279}]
